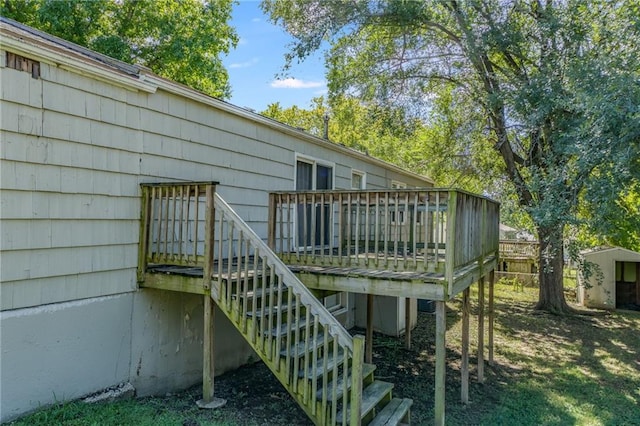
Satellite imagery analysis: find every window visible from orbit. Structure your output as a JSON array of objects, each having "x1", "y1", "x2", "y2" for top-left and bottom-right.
[
  {"x1": 391, "y1": 180, "x2": 407, "y2": 189},
  {"x1": 352, "y1": 170, "x2": 366, "y2": 189},
  {"x1": 295, "y1": 155, "x2": 334, "y2": 248}
]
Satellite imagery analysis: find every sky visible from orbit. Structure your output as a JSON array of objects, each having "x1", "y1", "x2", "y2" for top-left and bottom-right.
[{"x1": 222, "y1": 1, "x2": 328, "y2": 112}]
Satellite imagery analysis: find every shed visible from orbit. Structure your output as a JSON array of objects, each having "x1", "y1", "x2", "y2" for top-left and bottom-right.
[{"x1": 577, "y1": 246, "x2": 640, "y2": 310}]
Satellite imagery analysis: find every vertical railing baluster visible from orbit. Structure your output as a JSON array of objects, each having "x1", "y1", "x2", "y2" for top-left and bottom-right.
[
  {"x1": 194, "y1": 185, "x2": 200, "y2": 264},
  {"x1": 337, "y1": 193, "x2": 343, "y2": 264},
  {"x1": 354, "y1": 193, "x2": 360, "y2": 265},
  {"x1": 285, "y1": 283, "x2": 293, "y2": 380},
  {"x1": 170, "y1": 186, "x2": 177, "y2": 261},
  {"x1": 259, "y1": 250, "x2": 268, "y2": 352},
  {"x1": 329, "y1": 193, "x2": 335, "y2": 265},
  {"x1": 310, "y1": 193, "x2": 317, "y2": 262},
  {"x1": 321, "y1": 328, "x2": 330, "y2": 421},
  {"x1": 393, "y1": 191, "x2": 400, "y2": 268},
  {"x1": 292, "y1": 293, "x2": 301, "y2": 394},
  {"x1": 383, "y1": 192, "x2": 389, "y2": 267},
  {"x1": 226, "y1": 220, "x2": 234, "y2": 308},
  {"x1": 331, "y1": 333, "x2": 339, "y2": 425},
  {"x1": 311, "y1": 314, "x2": 320, "y2": 415},
  {"x1": 364, "y1": 192, "x2": 370, "y2": 267},
  {"x1": 267, "y1": 266, "x2": 276, "y2": 361},
  {"x1": 251, "y1": 248, "x2": 259, "y2": 344},
  {"x1": 346, "y1": 193, "x2": 352, "y2": 266},
  {"x1": 275, "y1": 271, "x2": 284, "y2": 372},
  {"x1": 278, "y1": 193, "x2": 284, "y2": 256},
  {"x1": 319, "y1": 193, "x2": 325, "y2": 262},
  {"x1": 302, "y1": 306, "x2": 312, "y2": 405}
]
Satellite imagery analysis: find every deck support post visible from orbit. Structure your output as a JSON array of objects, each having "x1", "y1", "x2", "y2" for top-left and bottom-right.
[
  {"x1": 404, "y1": 297, "x2": 412, "y2": 350},
  {"x1": 197, "y1": 184, "x2": 226, "y2": 410},
  {"x1": 197, "y1": 293, "x2": 226, "y2": 409},
  {"x1": 366, "y1": 294, "x2": 374, "y2": 363},
  {"x1": 434, "y1": 300, "x2": 446, "y2": 426},
  {"x1": 477, "y1": 276, "x2": 485, "y2": 383},
  {"x1": 461, "y1": 288, "x2": 470, "y2": 404},
  {"x1": 488, "y1": 270, "x2": 495, "y2": 365}
]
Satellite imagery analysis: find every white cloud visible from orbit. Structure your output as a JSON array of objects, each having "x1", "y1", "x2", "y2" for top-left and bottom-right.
[
  {"x1": 251, "y1": 17, "x2": 261, "y2": 22},
  {"x1": 229, "y1": 57, "x2": 259, "y2": 69},
  {"x1": 271, "y1": 78, "x2": 325, "y2": 89}
]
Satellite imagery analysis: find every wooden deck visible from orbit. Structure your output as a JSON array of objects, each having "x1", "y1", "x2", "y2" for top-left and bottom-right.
[
  {"x1": 268, "y1": 189, "x2": 500, "y2": 299},
  {"x1": 143, "y1": 250, "x2": 497, "y2": 301},
  {"x1": 137, "y1": 183, "x2": 500, "y2": 426}
]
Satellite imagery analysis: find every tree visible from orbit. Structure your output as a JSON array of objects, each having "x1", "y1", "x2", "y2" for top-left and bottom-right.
[
  {"x1": 1, "y1": 0, "x2": 238, "y2": 98},
  {"x1": 263, "y1": 0, "x2": 640, "y2": 314}
]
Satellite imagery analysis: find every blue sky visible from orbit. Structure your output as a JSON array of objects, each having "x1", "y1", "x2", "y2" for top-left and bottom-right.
[{"x1": 222, "y1": 1, "x2": 328, "y2": 112}]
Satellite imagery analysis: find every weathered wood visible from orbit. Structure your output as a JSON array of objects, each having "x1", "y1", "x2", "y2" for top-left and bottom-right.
[
  {"x1": 461, "y1": 288, "x2": 470, "y2": 404},
  {"x1": 202, "y1": 293, "x2": 214, "y2": 402},
  {"x1": 445, "y1": 190, "x2": 458, "y2": 299},
  {"x1": 294, "y1": 273, "x2": 447, "y2": 300},
  {"x1": 488, "y1": 270, "x2": 495, "y2": 365},
  {"x1": 350, "y1": 335, "x2": 365, "y2": 426},
  {"x1": 366, "y1": 294, "x2": 374, "y2": 363},
  {"x1": 137, "y1": 185, "x2": 151, "y2": 283},
  {"x1": 404, "y1": 297, "x2": 412, "y2": 350},
  {"x1": 141, "y1": 273, "x2": 205, "y2": 294},
  {"x1": 477, "y1": 276, "x2": 485, "y2": 383},
  {"x1": 435, "y1": 300, "x2": 446, "y2": 426}
]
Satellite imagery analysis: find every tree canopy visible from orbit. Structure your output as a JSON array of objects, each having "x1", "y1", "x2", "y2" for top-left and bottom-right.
[
  {"x1": 1, "y1": 0, "x2": 238, "y2": 98},
  {"x1": 263, "y1": 0, "x2": 640, "y2": 313}
]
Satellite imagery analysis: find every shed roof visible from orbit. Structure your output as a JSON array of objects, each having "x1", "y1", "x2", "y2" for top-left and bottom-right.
[{"x1": 581, "y1": 246, "x2": 640, "y2": 260}]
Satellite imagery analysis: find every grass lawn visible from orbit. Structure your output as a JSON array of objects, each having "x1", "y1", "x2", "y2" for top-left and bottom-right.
[{"x1": 10, "y1": 281, "x2": 640, "y2": 425}]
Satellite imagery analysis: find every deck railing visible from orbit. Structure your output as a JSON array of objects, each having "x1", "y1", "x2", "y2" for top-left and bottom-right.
[
  {"x1": 499, "y1": 240, "x2": 539, "y2": 259},
  {"x1": 138, "y1": 182, "x2": 216, "y2": 281},
  {"x1": 138, "y1": 182, "x2": 365, "y2": 425},
  {"x1": 268, "y1": 189, "x2": 500, "y2": 279}
]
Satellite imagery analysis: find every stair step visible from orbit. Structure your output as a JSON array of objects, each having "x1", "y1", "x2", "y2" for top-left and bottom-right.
[
  {"x1": 284, "y1": 333, "x2": 333, "y2": 358},
  {"x1": 336, "y1": 380, "x2": 394, "y2": 423},
  {"x1": 268, "y1": 318, "x2": 308, "y2": 337},
  {"x1": 298, "y1": 350, "x2": 345, "y2": 379},
  {"x1": 315, "y1": 363, "x2": 376, "y2": 401},
  {"x1": 369, "y1": 398, "x2": 413, "y2": 426},
  {"x1": 246, "y1": 304, "x2": 290, "y2": 318},
  {"x1": 236, "y1": 286, "x2": 288, "y2": 299}
]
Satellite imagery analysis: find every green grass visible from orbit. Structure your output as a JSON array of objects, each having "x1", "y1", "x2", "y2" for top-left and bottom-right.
[{"x1": 10, "y1": 281, "x2": 640, "y2": 426}]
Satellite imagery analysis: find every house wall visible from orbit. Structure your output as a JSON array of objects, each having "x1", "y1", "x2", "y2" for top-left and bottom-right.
[
  {"x1": 577, "y1": 248, "x2": 640, "y2": 309},
  {"x1": 0, "y1": 30, "x2": 431, "y2": 422}
]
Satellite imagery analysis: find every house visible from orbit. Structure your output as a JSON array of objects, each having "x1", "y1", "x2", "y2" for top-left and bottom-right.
[
  {"x1": 0, "y1": 18, "x2": 499, "y2": 425},
  {"x1": 577, "y1": 246, "x2": 640, "y2": 310}
]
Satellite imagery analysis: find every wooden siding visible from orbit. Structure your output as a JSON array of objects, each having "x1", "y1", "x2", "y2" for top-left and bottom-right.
[{"x1": 1, "y1": 46, "x2": 432, "y2": 310}]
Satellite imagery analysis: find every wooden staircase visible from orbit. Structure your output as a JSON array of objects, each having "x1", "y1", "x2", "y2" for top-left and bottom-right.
[{"x1": 211, "y1": 194, "x2": 412, "y2": 425}]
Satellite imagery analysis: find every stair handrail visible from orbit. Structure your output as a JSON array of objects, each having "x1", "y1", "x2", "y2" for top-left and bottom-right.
[{"x1": 214, "y1": 193, "x2": 354, "y2": 352}]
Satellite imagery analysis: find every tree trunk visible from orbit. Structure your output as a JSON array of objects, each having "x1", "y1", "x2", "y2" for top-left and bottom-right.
[{"x1": 535, "y1": 225, "x2": 572, "y2": 314}]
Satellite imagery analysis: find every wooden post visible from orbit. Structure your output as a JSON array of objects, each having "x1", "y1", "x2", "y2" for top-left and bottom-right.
[
  {"x1": 488, "y1": 270, "x2": 495, "y2": 365},
  {"x1": 434, "y1": 300, "x2": 446, "y2": 426},
  {"x1": 461, "y1": 288, "x2": 470, "y2": 404},
  {"x1": 477, "y1": 276, "x2": 485, "y2": 383},
  {"x1": 404, "y1": 297, "x2": 412, "y2": 350},
  {"x1": 197, "y1": 184, "x2": 226, "y2": 409},
  {"x1": 202, "y1": 292, "x2": 215, "y2": 401},
  {"x1": 366, "y1": 294, "x2": 374, "y2": 364},
  {"x1": 137, "y1": 185, "x2": 150, "y2": 283},
  {"x1": 350, "y1": 335, "x2": 365, "y2": 426}
]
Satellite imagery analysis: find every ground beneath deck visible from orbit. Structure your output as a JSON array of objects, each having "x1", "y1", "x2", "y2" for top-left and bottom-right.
[{"x1": 141, "y1": 303, "x2": 503, "y2": 426}]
